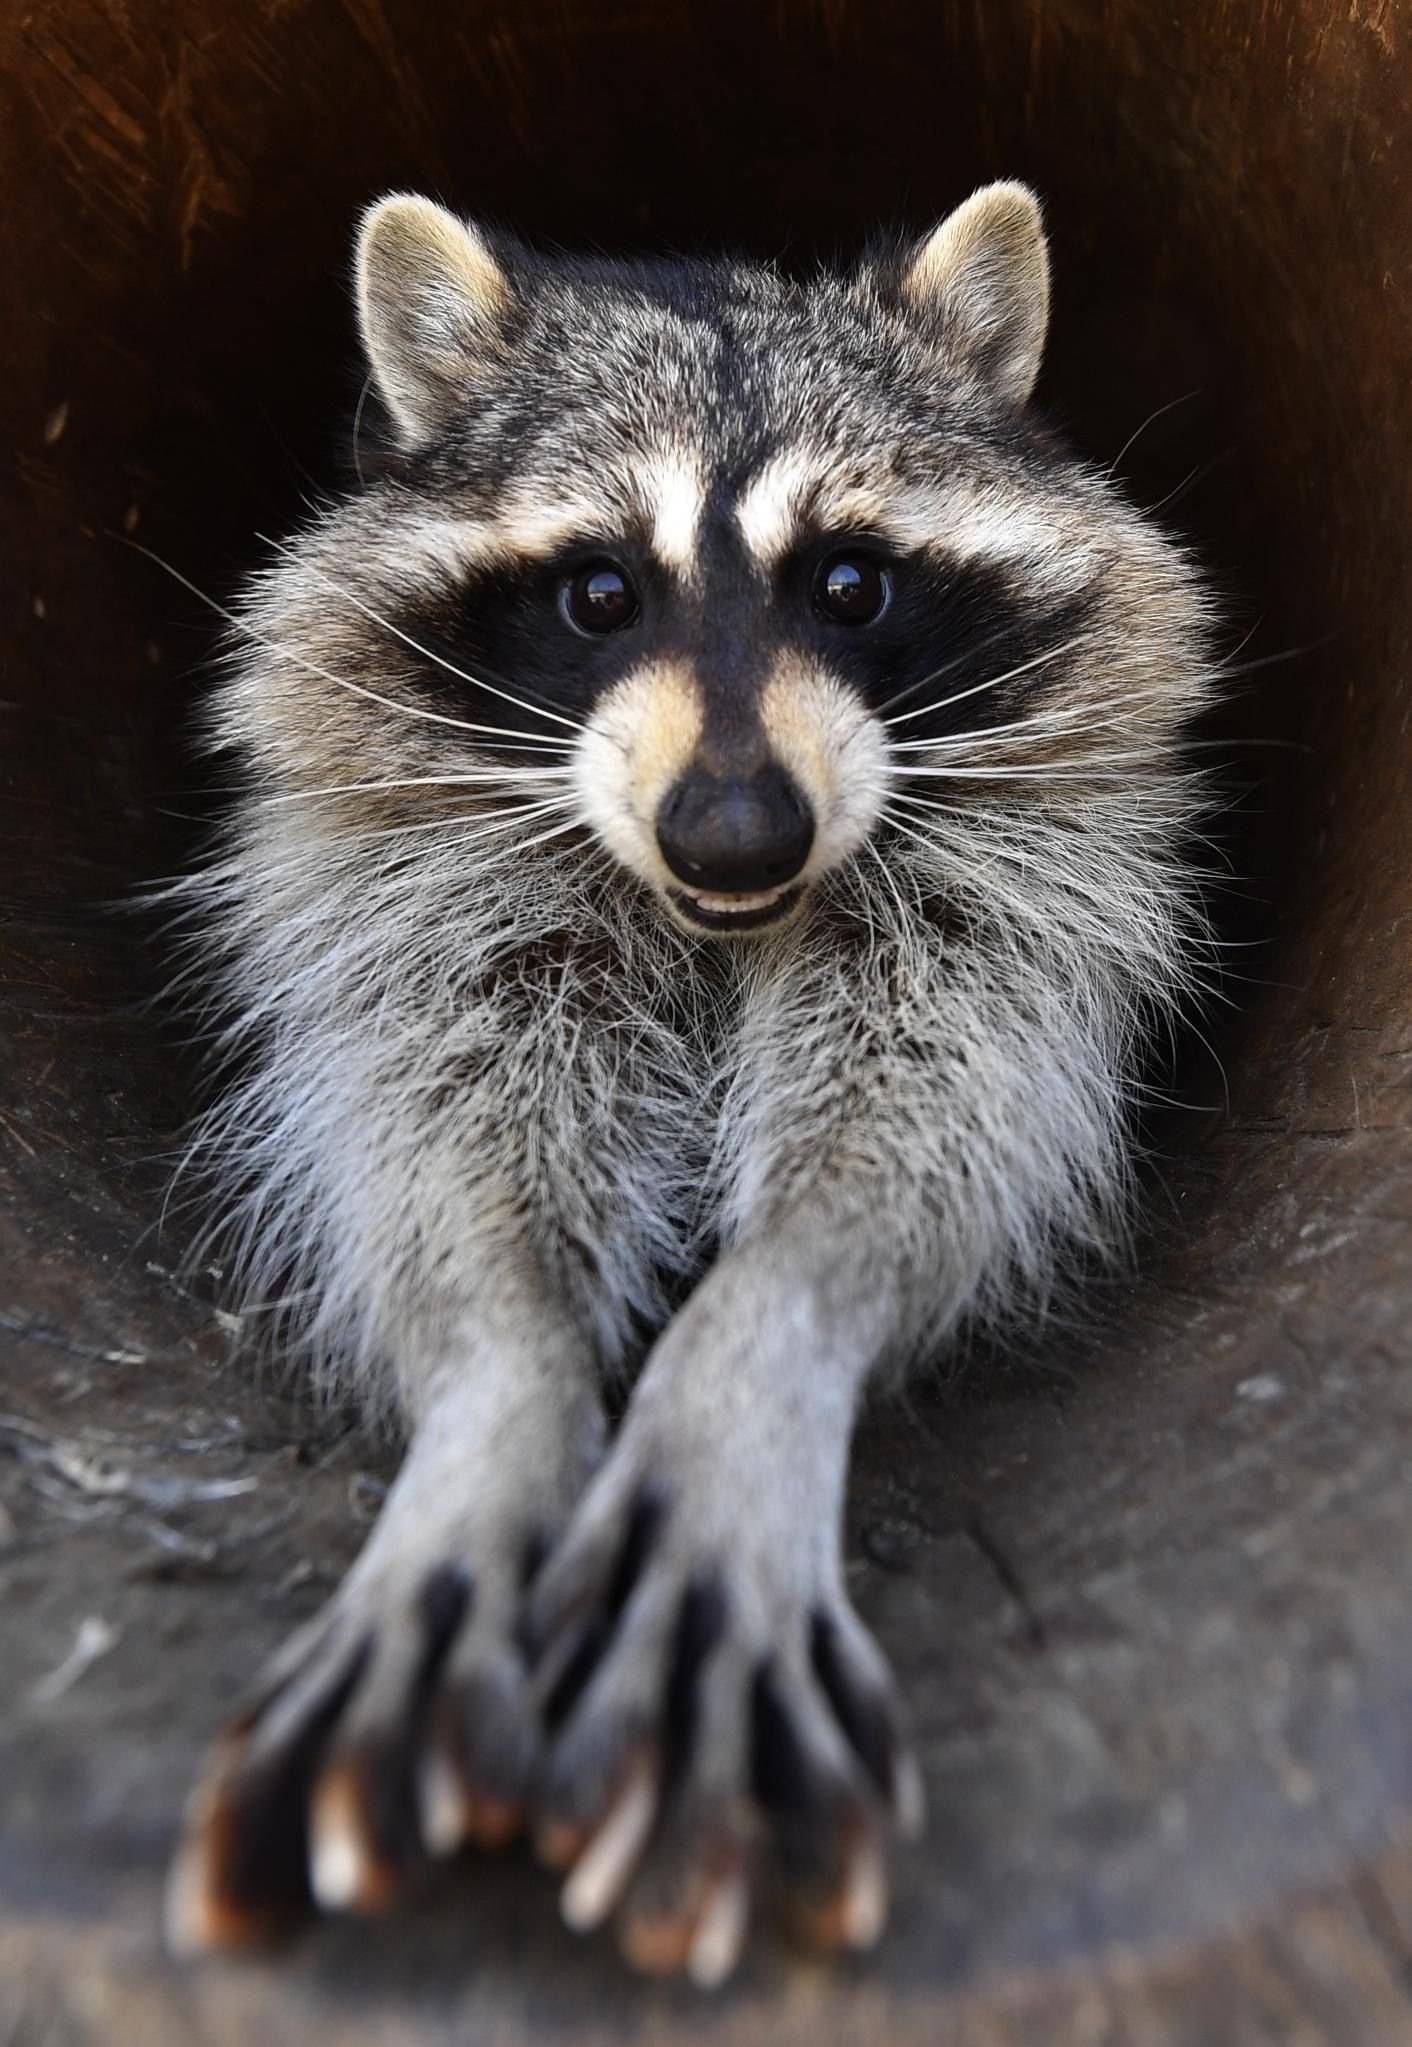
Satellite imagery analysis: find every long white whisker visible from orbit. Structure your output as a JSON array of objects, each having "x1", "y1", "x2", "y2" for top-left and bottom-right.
[
  {"x1": 1183, "y1": 736, "x2": 1314, "y2": 754},
  {"x1": 257, "y1": 533, "x2": 585, "y2": 735},
  {"x1": 1103, "y1": 389, "x2": 1200, "y2": 479},
  {"x1": 877, "y1": 808, "x2": 1048, "y2": 916},
  {"x1": 318, "y1": 798, "x2": 579, "y2": 844},
  {"x1": 882, "y1": 799, "x2": 1219, "y2": 885},
  {"x1": 888, "y1": 691, "x2": 1156, "y2": 753},
  {"x1": 879, "y1": 806, "x2": 1210, "y2": 973},
  {"x1": 883, "y1": 636, "x2": 1091, "y2": 730},
  {"x1": 870, "y1": 622, "x2": 1016, "y2": 722},
  {"x1": 350, "y1": 371, "x2": 375, "y2": 491},
  {"x1": 472, "y1": 813, "x2": 588, "y2": 858},
  {"x1": 895, "y1": 756, "x2": 1172, "y2": 781},
  {"x1": 1142, "y1": 463, "x2": 1204, "y2": 518},
  {"x1": 125, "y1": 540, "x2": 569, "y2": 753},
  {"x1": 884, "y1": 793, "x2": 1223, "y2": 922},
  {"x1": 1216, "y1": 612, "x2": 1264, "y2": 670},
  {"x1": 264, "y1": 770, "x2": 574, "y2": 805},
  {"x1": 1209, "y1": 642, "x2": 1328, "y2": 681},
  {"x1": 886, "y1": 784, "x2": 1208, "y2": 831},
  {"x1": 883, "y1": 794, "x2": 1039, "y2": 838},
  {"x1": 211, "y1": 801, "x2": 580, "y2": 875}
]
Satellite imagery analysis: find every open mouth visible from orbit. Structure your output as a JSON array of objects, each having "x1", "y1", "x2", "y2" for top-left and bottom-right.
[{"x1": 667, "y1": 882, "x2": 805, "y2": 933}]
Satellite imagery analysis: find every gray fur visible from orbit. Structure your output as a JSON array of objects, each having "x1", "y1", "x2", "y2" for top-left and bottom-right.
[{"x1": 164, "y1": 184, "x2": 1215, "y2": 1976}]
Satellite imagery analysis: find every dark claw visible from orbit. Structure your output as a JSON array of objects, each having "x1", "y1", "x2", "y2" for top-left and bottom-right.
[
  {"x1": 538, "y1": 1487, "x2": 666, "y2": 1729},
  {"x1": 426, "y1": 1663, "x2": 538, "y2": 1850},
  {"x1": 766, "y1": 1802, "x2": 885, "y2": 1955},
  {"x1": 166, "y1": 1637, "x2": 370, "y2": 1951},
  {"x1": 519, "y1": 1524, "x2": 553, "y2": 1592},
  {"x1": 419, "y1": 1561, "x2": 473, "y2": 1645},
  {"x1": 750, "y1": 1658, "x2": 881, "y2": 1950},
  {"x1": 323, "y1": 1565, "x2": 471, "y2": 1896},
  {"x1": 809, "y1": 1609, "x2": 899, "y2": 1804},
  {"x1": 618, "y1": 1839, "x2": 741, "y2": 1978},
  {"x1": 749, "y1": 1658, "x2": 817, "y2": 1820},
  {"x1": 662, "y1": 1577, "x2": 728, "y2": 1792}
]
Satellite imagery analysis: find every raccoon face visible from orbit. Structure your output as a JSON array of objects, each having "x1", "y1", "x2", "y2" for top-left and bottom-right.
[{"x1": 289, "y1": 184, "x2": 1199, "y2": 938}]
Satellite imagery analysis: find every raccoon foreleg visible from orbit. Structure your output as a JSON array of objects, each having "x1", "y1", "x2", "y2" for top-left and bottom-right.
[
  {"x1": 524, "y1": 1212, "x2": 926, "y2": 1985},
  {"x1": 166, "y1": 1291, "x2": 604, "y2": 1953}
]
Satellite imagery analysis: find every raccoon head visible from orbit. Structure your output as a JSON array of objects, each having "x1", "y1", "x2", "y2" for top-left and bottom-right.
[{"x1": 244, "y1": 186, "x2": 1203, "y2": 940}]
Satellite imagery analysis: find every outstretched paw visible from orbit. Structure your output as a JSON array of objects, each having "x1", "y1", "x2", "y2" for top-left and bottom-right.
[
  {"x1": 526, "y1": 1466, "x2": 922, "y2": 1984},
  {"x1": 166, "y1": 1551, "x2": 539, "y2": 1952}
]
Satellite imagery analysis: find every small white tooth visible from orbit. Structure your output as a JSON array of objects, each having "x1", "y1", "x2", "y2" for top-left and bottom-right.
[
  {"x1": 686, "y1": 1869, "x2": 750, "y2": 1989},
  {"x1": 841, "y1": 1834, "x2": 888, "y2": 1950},
  {"x1": 418, "y1": 1744, "x2": 468, "y2": 1858},
  {"x1": 688, "y1": 886, "x2": 784, "y2": 915},
  {"x1": 560, "y1": 1765, "x2": 659, "y2": 1932}
]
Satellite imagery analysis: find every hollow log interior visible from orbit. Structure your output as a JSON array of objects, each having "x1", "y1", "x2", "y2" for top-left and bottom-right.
[{"x1": 2, "y1": 2, "x2": 1410, "y2": 2039}]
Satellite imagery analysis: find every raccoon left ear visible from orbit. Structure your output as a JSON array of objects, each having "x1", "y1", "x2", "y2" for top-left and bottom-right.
[
  {"x1": 896, "y1": 182, "x2": 1050, "y2": 408},
  {"x1": 355, "y1": 193, "x2": 515, "y2": 445}
]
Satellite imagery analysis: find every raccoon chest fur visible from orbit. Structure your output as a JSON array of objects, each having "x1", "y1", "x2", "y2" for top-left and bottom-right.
[{"x1": 177, "y1": 171, "x2": 1213, "y2": 1387}]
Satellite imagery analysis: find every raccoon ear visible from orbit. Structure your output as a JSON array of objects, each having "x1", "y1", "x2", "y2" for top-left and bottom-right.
[
  {"x1": 897, "y1": 182, "x2": 1050, "y2": 408},
  {"x1": 355, "y1": 194, "x2": 515, "y2": 445}
]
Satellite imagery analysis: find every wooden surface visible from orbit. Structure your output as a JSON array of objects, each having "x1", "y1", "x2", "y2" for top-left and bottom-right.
[
  {"x1": 3, "y1": 0, "x2": 1412, "y2": 2039},
  {"x1": 3, "y1": 1119, "x2": 1412, "y2": 2044}
]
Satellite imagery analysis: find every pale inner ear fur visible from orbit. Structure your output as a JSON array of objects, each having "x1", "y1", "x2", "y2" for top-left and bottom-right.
[
  {"x1": 356, "y1": 192, "x2": 513, "y2": 445},
  {"x1": 901, "y1": 180, "x2": 1051, "y2": 409}
]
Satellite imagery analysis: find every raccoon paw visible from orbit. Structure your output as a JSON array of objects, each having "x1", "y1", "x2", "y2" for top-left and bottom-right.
[
  {"x1": 165, "y1": 1554, "x2": 536, "y2": 1953},
  {"x1": 525, "y1": 1471, "x2": 922, "y2": 1984}
]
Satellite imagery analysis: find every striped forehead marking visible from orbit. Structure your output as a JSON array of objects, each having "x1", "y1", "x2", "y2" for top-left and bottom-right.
[
  {"x1": 734, "y1": 457, "x2": 1084, "y2": 588},
  {"x1": 735, "y1": 450, "x2": 817, "y2": 567},
  {"x1": 634, "y1": 451, "x2": 705, "y2": 576},
  {"x1": 484, "y1": 459, "x2": 706, "y2": 577},
  {"x1": 488, "y1": 491, "x2": 613, "y2": 561},
  {"x1": 736, "y1": 452, "x2": 896, "y2": 568}
]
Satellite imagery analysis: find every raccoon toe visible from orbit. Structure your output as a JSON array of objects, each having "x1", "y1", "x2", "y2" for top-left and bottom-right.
[
  {"x1": 527, "y1": 1479, "x2": 918, "y2": 1981},
  {"x1": 614, "y1": 1791, "x2": 754, "y2": 1985},
  {"x1": 536, "y1": 1575, "x2": 756, "y2": 1974},
  {"x1": 165, "y1": 1618, "x2": 372, "y2": 1953},
  {"x1": 165, "y1": 1558, "x2": 533, "y2": 1952},
  {"x1": 749, "y1": 1653, "x2": 891, "y2": 1954},
  {"x1": 416, "y1": 1636, "x2": 538, "y2": 1856},
  {"x1": 804, "y1": 1605, "x2": 925, "y2": 1840},
  {"x1": 303, "y1": 1563, "x2": 476, "y2": 1915}
]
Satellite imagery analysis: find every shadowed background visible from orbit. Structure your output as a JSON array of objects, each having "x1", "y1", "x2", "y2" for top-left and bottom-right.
[{"x1": 2, "y1": 1, "x2": 1410, "y2": 2040}]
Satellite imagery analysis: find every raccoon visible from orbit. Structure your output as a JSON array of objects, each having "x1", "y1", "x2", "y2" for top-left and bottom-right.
[{"x1": 164, "y1": 183, "x2": 1213, "y2": 1983}]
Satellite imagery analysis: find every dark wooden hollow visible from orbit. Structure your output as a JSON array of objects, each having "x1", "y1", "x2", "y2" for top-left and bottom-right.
[{"x1": 2, "y1": 2, "x2": 1410, "y2": 2040}]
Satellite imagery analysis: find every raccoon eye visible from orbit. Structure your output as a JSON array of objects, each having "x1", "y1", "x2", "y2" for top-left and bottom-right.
[
  {"x1": 562, "y1": 562, "x2": 640, "y2": 635},
  {"x1": 814, "y1": 554, "x2": 889, "y2": 626}
]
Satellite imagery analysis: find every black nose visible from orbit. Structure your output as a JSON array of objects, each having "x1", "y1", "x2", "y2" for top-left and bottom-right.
[{"x1": 657, "y1": 763, "x2": 815, "y2": 893}]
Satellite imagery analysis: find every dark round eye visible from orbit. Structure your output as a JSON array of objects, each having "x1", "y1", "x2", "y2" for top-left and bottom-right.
[
  {"x1": 814, "y1": 554, "x2": 889, "y2": 625},
  {"x1": 563, "y1": 562, "x2": 639, "y2": 635}
]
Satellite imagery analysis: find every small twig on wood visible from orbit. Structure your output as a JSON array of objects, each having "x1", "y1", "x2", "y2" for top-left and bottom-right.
[
  {"x1": 0, "y1": 1412, "x2": 259, "y2": 1510},
  {"x1": 29, "y1": 1615, "x2": 119, "y2": 1706}
]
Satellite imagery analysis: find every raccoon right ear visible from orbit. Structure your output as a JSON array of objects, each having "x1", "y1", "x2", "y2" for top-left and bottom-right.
[
  {"x1": 355, "y1": 194, "x2": 515, "y2": 445},
  {"x1": 891, "y1": 182, "x2": 1050, "y2": 409}
]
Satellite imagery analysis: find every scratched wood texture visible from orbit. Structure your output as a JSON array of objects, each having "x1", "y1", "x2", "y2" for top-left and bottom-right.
[{"x1": 2, "y1": 1, "x2": 1411, "y2": 2041}]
